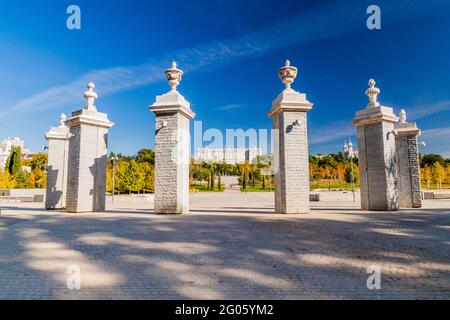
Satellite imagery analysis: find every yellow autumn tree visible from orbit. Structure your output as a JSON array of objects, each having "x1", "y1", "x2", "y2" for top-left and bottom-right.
[
  {"x1": 432, "y1": 162, "x2": 446, "y2": 189},
  {"x1": 0, "y1": 171, "x2": 16, "y2": 189}
]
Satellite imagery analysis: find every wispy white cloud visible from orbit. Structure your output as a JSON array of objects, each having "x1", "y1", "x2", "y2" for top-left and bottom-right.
[
  {"x1": 215, "y1": 104, "x2": 246, "y2": 111},
  {"x1": 3, "y1": 0, "x2": 439, "y2": 118},
  {"x1": 422, "y1": 126, "x2": 450, "y2": 138},
  {"x1": 420, "y1": 126, "x2": 450, "y2": 156},
  {"x1": 408, "y1": 100, "x2": 450, "y2": 120},
  {"x1": 309, "y1": 121, "x2": 355, "y2": 145}
]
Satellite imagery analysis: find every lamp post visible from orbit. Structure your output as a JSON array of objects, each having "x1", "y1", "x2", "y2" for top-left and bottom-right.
[
  {"x1": 110, "y1": 156, "x2": 118, "y2": 203},
  {"x1": 344, "y1": 139, "x2": 356, "y2": 202}
]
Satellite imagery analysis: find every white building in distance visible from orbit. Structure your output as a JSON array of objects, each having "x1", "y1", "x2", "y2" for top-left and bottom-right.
[
  {"x1": 343, "y1": 138, "x2": 359, "y2": 159},
  {"x1": 0, "y1": 137, "x2": 32, "y2": 171},
  {"x1": 197, "y1": 147, "x2": 262, "y2": 164}
]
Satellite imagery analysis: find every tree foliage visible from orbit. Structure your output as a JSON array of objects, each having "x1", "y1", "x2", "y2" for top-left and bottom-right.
[
  {"x1": 5, "y1": 146, "x2": 22, "y2": 175},
  {"x1": 421, "y1": 153, "x2": 445, "y2": 167}
]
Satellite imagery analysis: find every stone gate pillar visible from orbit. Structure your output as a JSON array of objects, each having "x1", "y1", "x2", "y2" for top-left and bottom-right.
[
  {"x1": 150, "y1": 62, "x2": 195, "y2": 214},
  {"x1": 65, "y1": 82, "x2": 114, "y2": 213},
  {"x1": 395, "y1": 109, "x2": 422, "y2": 208},
  {"x1": 268, "y1": 60, "x2": 313, "y2": 214},
  {"x1": 353, "y1": 79, "x2": 399, "y2": 211},
  {"x1": 45, "y1": 114, "x2": 70, "y2": 209}
]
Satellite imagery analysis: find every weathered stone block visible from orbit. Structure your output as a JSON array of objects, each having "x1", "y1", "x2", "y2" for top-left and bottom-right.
[
  {"x1": 45, "y1": 115, "x2": 70, "y2": 210},
  {"x1": 395, "y1": 121, "x2": 422, "y2": 208}
]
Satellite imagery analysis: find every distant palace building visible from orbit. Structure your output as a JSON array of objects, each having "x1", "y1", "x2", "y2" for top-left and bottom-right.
[
  {"x1": 0, "y1": 137, "x2": 32, "y2": 170},
  {"x1": 197, "y1": 147, "x2": 262, "y2": 164},
  {"x1": 343, "y1": 138, "x2": 358, "y2": 159}
]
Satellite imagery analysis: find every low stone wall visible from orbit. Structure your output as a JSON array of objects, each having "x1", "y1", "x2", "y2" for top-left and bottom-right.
[
  {"x1": 423, "y1": 190, "x2": 450, "y2": 200},
  {"x1": 106, "y1": 194, "x2": 154, "y2": 203},
  {"x1": 0, "y1": 189, "x2": 45, "y2": 203},
  {"x1": 310, "y1": 190, "x2": 360, "y2": 202}
]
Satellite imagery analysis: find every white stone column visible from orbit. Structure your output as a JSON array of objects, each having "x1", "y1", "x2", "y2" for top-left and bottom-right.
[
  {"x1": 268, "y1": 60, "x2": 313, "y2": 214},
  {"x1": 45, "y1": 114, "x2": 70, "y2": 210},
  {"x1": 395, "y1": 109, "x2": 422, "y2": 208},
  {"x1": 65, "y1": 82, "x2": 114, "y2": 213},
  {"x1": 353, "y1": 79, "x2": 399, "y2": 211},
  {"x1": 150, "y1": 62, "x2": 195, "y2": 214}
]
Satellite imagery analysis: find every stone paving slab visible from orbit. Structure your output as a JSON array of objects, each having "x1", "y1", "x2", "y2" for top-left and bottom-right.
[{"x1": 0, "y1": 193, "x2": 449, "y2": 299}]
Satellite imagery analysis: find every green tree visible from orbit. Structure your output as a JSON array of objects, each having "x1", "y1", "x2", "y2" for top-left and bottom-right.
[
  {"x1": 218, "y1": 175, "x2": 222, "y2": 191},
  {"x1": 116, "y1": 160, "x2": 144, "y2": 194},
  {"x1": 344, "y1": 163, "x2": 359, "y2": 184},
  {"x1": 141, "y1": 162, "x2": 155, "y2": 192},
  {"x1": 136, "y1": 148, "x2": 155, "y2": 164},
  {"x1": 26, "y1": 153, "x2": 48, "y2": 171},
  {"x1": 14, "y1": 170, "x2": 28, "y2": 188},
  {"x1": 421, "y1": 153, "x2": 445, "y2": 167},
  {"x1": 5, "y1": 146, "x2": 22, "y2": 175},
  {"x1": 318, "y1": 155, "x2": 338, "y2": 169}
]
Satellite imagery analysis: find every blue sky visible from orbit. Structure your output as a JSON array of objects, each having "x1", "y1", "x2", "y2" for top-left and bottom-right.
[{"x1": 0, "y1": 0, "x2": 449, "y2": 157}]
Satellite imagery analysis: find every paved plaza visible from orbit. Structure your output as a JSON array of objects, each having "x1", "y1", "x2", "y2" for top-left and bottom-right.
[{"x1": 0, "y1": 192, "x2": 449, "y2": 299}]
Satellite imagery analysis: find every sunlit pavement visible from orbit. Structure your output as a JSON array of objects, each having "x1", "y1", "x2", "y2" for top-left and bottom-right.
[{"x1": 0, "y1": 193, "x2": 449, "y2": 299}]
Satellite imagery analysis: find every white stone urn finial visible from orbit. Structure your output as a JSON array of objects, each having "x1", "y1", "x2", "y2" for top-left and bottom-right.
[
  {"x1": 279, "y1": 59, "x2": 298, "y2": 90},
  {"x1": 84, "y1": 82, "x2": 98, "y2": 111},
  {"x1": 365, "y1": 79, "x2": 381, "y2": 107},
  {"x1": 59, "y1": 113, "x2": 67, "y2": 128},
  {"x1": 165, "y1": 61, "x2": 183, "y2": 92},
  {"x1": 399, "y1": 109, "x2": 407, "y2": 124}
]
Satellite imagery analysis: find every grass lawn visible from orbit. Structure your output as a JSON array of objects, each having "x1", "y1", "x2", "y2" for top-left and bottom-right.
[
  {"x1": 239, "y1": 181, "x2": 360, "y2": 192},
  {"x1": 421, "y1": 183, "x2": 450, "y2": 190},
  {"x1": 310, "y1": 181, "x2": 360, "y2": 191},
  {"x1": 241, "y1": 183, "x2": 274, "y2": 192},
  {"x1": 190, "y1": 183, "x2": 224, "y2": 192}
]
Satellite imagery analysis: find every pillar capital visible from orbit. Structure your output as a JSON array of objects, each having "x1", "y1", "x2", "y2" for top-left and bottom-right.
[
  {"x1": 268, "y1": 89, "x2": 313, "y2": 117},
  {"x1": 395, "y1": 109, "x2": 421, "y2": 136},
  {"x1": 45, "y1": 126, "x2": 70, "y2": 141},
  {"x1": 353, "y1": 79, "x2": 398, "y2": 126},
  {"x1": 395, "y1": 122, "x2": 421, "y2": 137},
  {"x1": 66, "y1": 82, "x2": 114, "y2": 129},
  {"x1": 268, "y1": 60, "x2": 313, "y2": 118},
  {"x1": 365, "y1": 79, "x2": 381, "y2": 107},
  {"x1": 151, "y1": 61, "x2": 195, "y2": 119},
  {"x1": 83, "y1": 82, "x2": 98, "y2": 111},
  {"x1": 66, "y1": 108, "x2": 114, "y2": 128},
  {"x1": 353, "y1": 105, "x2": 399, "y2": 126},
  {"x1": 150, "y1": 90, "x2": 195, "y2": 120}
]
